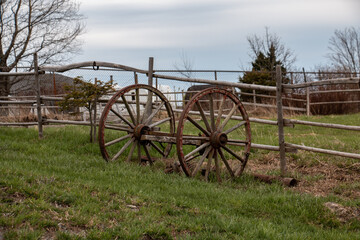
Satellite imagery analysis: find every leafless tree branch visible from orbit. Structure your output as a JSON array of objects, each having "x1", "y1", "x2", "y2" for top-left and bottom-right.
[
  {"x1": 0, "y1": 0, "x2": 85, "y2": 96},
  {"x1": 327, "y1": 27, "x2": 360, "y2": 76},
  {"x1": 247, "y1": 27, "x2": 296, "y2": 70},
  {"x1": 174, "y1": 50, "x2": 195, "y2": 78}
]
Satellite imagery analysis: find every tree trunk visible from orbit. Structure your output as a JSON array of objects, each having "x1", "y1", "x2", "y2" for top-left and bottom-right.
[
  {"x1": 93, "y1": 100, "x2": 97, "y2": 142},
  {"x1": 89, "y1": 108, "x2": 93, "y2": 143},
  {"x1": 0, "y1": 75, "x2": 10, "y2": 116}
]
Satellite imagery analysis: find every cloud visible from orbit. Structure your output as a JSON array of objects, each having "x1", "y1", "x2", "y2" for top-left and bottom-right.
[
  {"x1": 82, "y1": 0, "x2": 246, "y2": 49},
  {"x1": 77, "y1": 0, "x2": 359, "y2": 69}
]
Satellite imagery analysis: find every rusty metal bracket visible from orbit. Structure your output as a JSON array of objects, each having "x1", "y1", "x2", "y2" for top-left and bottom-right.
[
  {"x1": 93, "y1": 61, "x2": 99, "y2": 71},
  {"x1": 283, "y1": 119, "x2": 295, "y2": 128}
]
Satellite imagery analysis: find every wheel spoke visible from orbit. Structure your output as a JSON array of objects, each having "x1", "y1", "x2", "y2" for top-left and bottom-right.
[
  {"x1": 209, "y1": 94, "x2": 215, "y2": 131},
  {"x1": 148, "y1": 117, "x2": 171, "y2": 128},
  {"x1": 216, "y1": 95, "x2": 226, "y2": 129},
  {"x1": 184, "y1": 142, "x2": 211, "y2": 161},
  {"x1": 235, "y1": 159, "x2": 247, "y2": 177},
  {"x1": 105, "y1": 125, "x2": 133, "y2": 132},
  {"x1": 224, "y1": 121, "x2": 246, "y2": 135},
  {"x1": 126, "y1": 141, "x2": 137, "y2": 162},
  {"x1": 105, "y1": 134, "x2": 132, "y2": 147},
  {"x1": 213, "y1": 149, "x2": 222, "y2": 182},
  {"x1": 121, "y1": 95, "x2": 136, "y2": 125},
  {"x1": 143, "y1": 102, "x2": 165, "y2": 125},
  {"x1": 205, "y1": 148, "x2": 215, "y2": 181},
  {"x1": 110, "y1": 108, "x2": 135, "y2": 128},
  {"x1": 187, "y1": 116, "x2": 210, "y2": 136},
  {"x1": 136, "y1": 88, "x2": 140, "y2": 124},
  {"x1": 185, "y1": 154, "x2": 200, "y2": 163},
  {"x1": 143, "y1": 144, "x2": 153, "y2": 165},
  {"x1": 221, "y1": 145, "x2": 244, "y2": 163},
  {"x1": 195, "y1": 101, "x2": 212, "y2": 132},
  {"x1": 149, "y1": 141, "x2": 165, "y2": 156},
  {"x1": 137, "y1": 140, "x2": 141, "y2": 162},
  {"x1": 111, "y1": 137, "x2": 135, "y2": 162},
  {"x1": 191, "y1": 146, "x2": 212, "y2": 177},
  {"x1": 100, "y1": 85, "x2": 176, "y2": 166},
  {"x1": 219, "y1": 103, "x2": 237, "y2": 132},
  {"x1": 218, "y1": 148, "x2": 235, "y2": 178}
]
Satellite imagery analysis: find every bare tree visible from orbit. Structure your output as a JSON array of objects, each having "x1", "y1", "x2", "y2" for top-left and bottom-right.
[
  {"x1": 247, "y1": 27, "x2": 296, "y2": 71},
  {"x1": 173, "y1": 50, "x2": 194, "y2": 78},
  {"x1": 327, "y1": 27, "x2": 360, "y2": 76},
  {"x1": 0, "y1": 0, "x2": 85, "y2": 96}
]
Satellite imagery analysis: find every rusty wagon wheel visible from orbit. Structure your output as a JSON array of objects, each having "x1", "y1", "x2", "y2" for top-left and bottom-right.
[
  {"x1": 99, "y1": 84, "x2": 175, "y2": 165},
  {"x1": 176, "y1": 87, "x2": 251, "y2": 181}
]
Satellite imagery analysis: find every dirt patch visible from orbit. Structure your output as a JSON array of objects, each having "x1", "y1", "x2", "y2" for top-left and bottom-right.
[
  {"x1": 0, "y1": 187, "x2": 27, "y2": 204},
  {"x1": 324, "y1": 202, "x2": 360, "y2": 223},
  {"x1": 247, "y1": 153, "x2": 360, "y2": 199}
]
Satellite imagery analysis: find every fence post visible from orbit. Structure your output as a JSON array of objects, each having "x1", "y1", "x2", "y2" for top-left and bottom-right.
[
  {"x1": 174, "y1": 86, "x2": 177, "y2": 109},
  {"x1": 358, "y1": 74, "x2": 360, "y2": 113},
  {"x1": 148, "y1": 57, "x2": 154, "y2": 86},
  {"x1": 182, "y1": 90, "x2": 185, "y2": 108},
  {"x1": 93, "y1": 78, "x2": 98, "y2": 142},
  {"x1": 34, "y1": 53, "x2": 43, "y2": 139},
  {"x1": 145, "y1": 57, "x2": 154, "y2": 119},
  {"x1": 306, "y1": 87, "x2": 310, "y2": 116},
  {"x1": 253, "y1": 89, "x2": 256, "y2": 109},
  {"x1": 214, "y1": 71, "x2": 217, "y2": 80},
  {"x1": 156, "y1": 77, "x2": 159, "y2": 103},
  {"x1": 302, "y1": 67, "x2": 310, "y2": 116},
  {"x1": 276, "y1": 65, "x2": 286, "y2": 176}
]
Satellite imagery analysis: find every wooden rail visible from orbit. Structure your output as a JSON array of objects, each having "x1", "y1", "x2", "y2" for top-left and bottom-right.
[{"x1": 1, "y1": 59, "x2": 359, "y2": 176}]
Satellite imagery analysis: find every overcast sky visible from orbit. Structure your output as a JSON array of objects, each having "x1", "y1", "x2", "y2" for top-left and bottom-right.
[{"x1": 74, "y1": 0, "x2": 360, "y2": 71}]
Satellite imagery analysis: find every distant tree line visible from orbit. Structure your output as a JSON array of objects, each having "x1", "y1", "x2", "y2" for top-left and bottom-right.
[{"x1": 239, "y1": 27, "x2": 360, "y2": 87}]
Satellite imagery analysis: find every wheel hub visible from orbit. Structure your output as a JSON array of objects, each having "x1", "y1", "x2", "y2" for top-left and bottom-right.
[
  {"x1": 210, "y1": 131, "x2": 228, "y2": 149},
  {"x1": 133, "y1": 124, "x2": 150, "y2": 141}
]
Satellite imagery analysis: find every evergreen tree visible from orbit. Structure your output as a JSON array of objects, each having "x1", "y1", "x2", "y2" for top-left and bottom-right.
[
  {"x1": 239, "y1": 43, "x2": 289, "y2": 102},
  {"x1": 241, "y1": 43, "x2": 288, "y2": 87}
]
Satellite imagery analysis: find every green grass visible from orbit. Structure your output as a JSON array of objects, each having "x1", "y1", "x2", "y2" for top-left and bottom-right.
[
  {"x1": 1, "y1": 114, "x2": 360, "y2": 239},
  {"x1": 249, "y1": 113, "x2": 360, "y2": 166}
]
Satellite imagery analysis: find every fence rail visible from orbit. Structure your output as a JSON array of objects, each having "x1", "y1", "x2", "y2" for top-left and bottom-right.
[{"x1": 1, "y1": 56, "x2": 359, "y2": 176}]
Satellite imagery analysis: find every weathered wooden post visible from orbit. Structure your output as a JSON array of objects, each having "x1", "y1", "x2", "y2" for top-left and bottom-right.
[
  {"x1": 276, "y1": 65, "x2": 286, "y2": 176},
  {"x1": 147, "y1": 57, "x2": 154, "y2": 86},
  {"x1": 34, "y1": 53, "x2": 43, "y2": 139},
  {"x1": 302, "y1": 68, "x2": 310, "y2": 116},
  {"x1": 358, "y1": 72, "x2": 360, "y2": 113},
  {"x1": 155, "y1": 77, "x2": 158, "y2": 104},
  {"x1": 134, "y1": 73, "x2": 140, "y2": 124},
  {"x1": 93, "y1": 78, "x2": 98, "y2": 142},
  {"x1": 253, "y1": 89, "x2": 257, "y2": 109},
  {"x1": 145, "y1": 57, "x2": 154, "y2": 119},
  {"x1": 306, "y1": 87, "x2": 310, "y2": 116},
  {"x1": 173, "y1": 86, "x2": 177, "y2": 109},
  {"x1": 182, "y1": 90, "x2": 185, "y2": 108}
]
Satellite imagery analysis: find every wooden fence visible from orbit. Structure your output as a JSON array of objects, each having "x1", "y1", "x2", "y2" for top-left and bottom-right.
[{"x1": 1, "y1": 56, "x2": 360, "y2": 176}]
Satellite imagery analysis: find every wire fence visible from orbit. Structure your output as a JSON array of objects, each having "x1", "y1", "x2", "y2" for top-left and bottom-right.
[
  {"x1": 1, "y1": 62, "x2": 360, "y2": 121},
  {"x1": 1, "y1": 58, "x2": 360, "y2": 176}
]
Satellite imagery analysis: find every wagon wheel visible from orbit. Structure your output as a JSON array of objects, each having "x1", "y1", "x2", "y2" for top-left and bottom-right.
[
  {"x1": 99, "y1": 84, "x2": 175, "y2": 165},
  {"x1": 176, "y1": 87, "x2": 251, "y2": 182}
]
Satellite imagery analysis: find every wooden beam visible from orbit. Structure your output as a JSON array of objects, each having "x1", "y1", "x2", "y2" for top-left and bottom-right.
[{"x1": 276, "y1": 65, "x2": 286, "y2": 176}]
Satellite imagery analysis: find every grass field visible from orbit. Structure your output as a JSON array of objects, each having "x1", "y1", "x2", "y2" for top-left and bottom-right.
[{"x1": 1, "y1": 113, "x2": 360, "y2": 239}]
